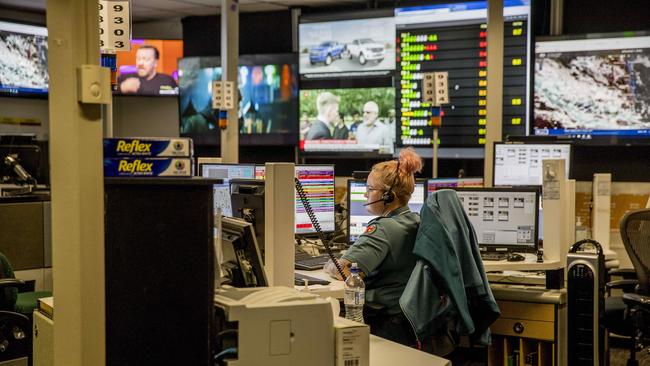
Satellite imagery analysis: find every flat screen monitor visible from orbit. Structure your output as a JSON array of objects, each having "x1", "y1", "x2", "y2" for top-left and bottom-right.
[
  {"x1": 0, "y1": 21, "x2": 48, "y2": 97},
  {"x1": 394, "y1": 0, "x2": 532, "y2": 147},
  {"x1": 299, "y1": 87, "x2": 396, "y2": 153},
  {"x1": 230, "y1": 179, "x2": 266, "y2": 258},
  {"x1": 199, "y1": 163, "x2": 255, "y2": 217},
  {"x1": 178, "y1": 54, "x2": 299, "y2": 146},
  {"x1": 493, "y1": 142, "x2": 571, "y2": 186},
  {"x1": 219, "y1": 216, "x2": 268, "y2": 287},
  {"x1": 454, "y1": 187, "x2": 539, "y2": 251},
  {"x1": 534, "y1": 31, "x2": 650, "y2": 140},
  {"x1": 428, "y1": 177, "x2": 484, "y2": 194},
  {"x1": 114, "y1": 39, "x2": 183, "y2": 96},
  {"x1": 299, "y1": 14, "x2": 396, "y2": 80},
  {"x1": 347, "y1": 178, "x2": 426, "y2": 243},
  {"x1": 254, "y1": 165, "x2": 266, "y2": 180},
  {"x1": 295, "y1": 165, "x2": 336, "y2": 234}
]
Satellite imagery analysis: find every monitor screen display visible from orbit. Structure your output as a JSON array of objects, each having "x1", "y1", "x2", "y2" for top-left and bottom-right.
[
  {"x1": 428, "y1": 177, "x2": 484, "y2": 194},
  {"x1": 454, "y1": 188, "x2": 539, "y2": 250},
  {"x1": 299, "y1": 87, "x2": 396, "y2": 153},
  {"x1": 299, "y1": 16, "x2": 395, "y2": 79},
  {"x1": 534, "y1": 32, "x2": 650, "y2": 139},
  {"x1": 493, "y1": 143, "x2": 571, "y2": 186},
  {"x1": 254, "y1": 165, "x2": 266, "y2": 180},
  {"x1": 348, "y1": 179, "x2": 426, "y2": 243},
  {"x1": 199, "y1": 163, "x2": 255, "y2": 217},
  {"x1": 179, "y1": 55, "x2": 299, "y2": 145},
  {"x1": 394, "y1": 0, "x2": 532, "y2": 147},
  {"x1": 114, "y1": 39, "x2": 183, "y2": 96},
  {"x1": 295, "y1": 165, "x2": 336, "y2": 234},
  {"x1": 0, "y1": 21, "x2": 48, "y2": 96}
]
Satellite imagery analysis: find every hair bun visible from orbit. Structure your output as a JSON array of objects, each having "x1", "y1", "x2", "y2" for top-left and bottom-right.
[{"x1": 399, "y1": 147, "x2": 423, "y2": 175}]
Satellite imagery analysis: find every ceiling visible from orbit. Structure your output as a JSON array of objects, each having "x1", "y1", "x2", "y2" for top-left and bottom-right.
[{"x1": 0, "y1": 0, "x2": 363, "y2": 22}]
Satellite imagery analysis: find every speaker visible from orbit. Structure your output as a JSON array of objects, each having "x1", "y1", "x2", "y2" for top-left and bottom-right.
[
  {"x1": 105, "y1": 177, "x2": 218, "y2": 366},
  {"x1": 567, "y1": 239, "x2": 606, "y2": 366}
]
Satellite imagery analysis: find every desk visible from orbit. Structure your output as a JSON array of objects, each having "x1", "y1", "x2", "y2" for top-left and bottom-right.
[
  {"x1": 482, "y1": 253, "x2": 562, "y2": 272},
  {"x1": 370, "y1": 335, "x2": 450, "y2": 366},
  {"x1": 295, "y1": 269, "x2": 345, "y2": 299}
]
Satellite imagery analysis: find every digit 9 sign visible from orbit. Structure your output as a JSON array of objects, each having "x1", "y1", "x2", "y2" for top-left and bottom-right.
[{"x1": 99, "y1": 0, "x2": 131, "y2": 53}]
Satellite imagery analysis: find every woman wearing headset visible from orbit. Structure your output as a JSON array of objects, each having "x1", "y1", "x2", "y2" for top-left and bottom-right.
[{"x1": 326, "y1": 147, "x2": 423, "y2": 346}]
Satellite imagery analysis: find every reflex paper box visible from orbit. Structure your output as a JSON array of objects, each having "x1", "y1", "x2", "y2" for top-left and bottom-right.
[
  {"x1": 104, "y1": 158, "x2": 192, "y2": 177},
  {"x1": 334, "y1": 317, "x2": 369, "y2": 366},
  {"x1": 103, "y1": 138, "x2": 193, "y2": 157}
]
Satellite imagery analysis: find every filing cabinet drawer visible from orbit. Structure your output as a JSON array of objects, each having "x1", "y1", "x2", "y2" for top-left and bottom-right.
[
  {"x1": 491, "y1": 317, "x2": 555, "y2": 341},
  {"x1": 498, "y1": 300, "x2": 555, "y2": 322}
]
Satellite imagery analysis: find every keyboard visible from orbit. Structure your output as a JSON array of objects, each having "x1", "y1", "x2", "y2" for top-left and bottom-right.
[
  {"x1": 294, "y1": 273, "x2": 330, "y2": 286},
  {"x1": 295, "y1": 253, "x2": 331, "y2": 271},
  {"x1": 480, "y1": 252, "x2": 508, "y2": 261}
]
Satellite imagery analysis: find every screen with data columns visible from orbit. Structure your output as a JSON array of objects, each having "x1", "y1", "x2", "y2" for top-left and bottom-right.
[
  {"x1": 348, "y1": 179, "x2": 426, "y2": 243},
  {"x1": 394, "y1": 0, "x2": 531, "y2": 147},
  {"x1": 199, "y1": 164, "x2": 256, "y2": 218},
  {"x1": 295, "y1": 165, "x2": 336, "y2": 234},
  {"x1": 493, "y1": 143, "x2": 571, "y2": 186}
]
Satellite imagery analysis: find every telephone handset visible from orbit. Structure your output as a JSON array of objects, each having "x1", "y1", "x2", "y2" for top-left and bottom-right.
[{"x1": 294, "y1": 177, "x2": 347, "y2": 281}]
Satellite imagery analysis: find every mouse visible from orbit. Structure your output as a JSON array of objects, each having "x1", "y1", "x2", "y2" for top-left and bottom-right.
[{"x1": 507, "y1": 253, "x2": 526, "y2": 262}]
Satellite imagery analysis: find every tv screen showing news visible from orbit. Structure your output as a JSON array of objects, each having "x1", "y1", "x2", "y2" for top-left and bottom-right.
[
  {"x1": 0, "y1": 21, "x2": 48, "y2": 97},
  {"x1": 178, "y1": 55, "x2": 299, "y2": 146},
  {"x1": 299, "y1": 87, "x2": 396, "y2": 153},
  {"x1": 114, "y1": 39, "x2": 183, "y2": 96},
  {"x1": 299, "y1": 16, "x2": 395, "y2": 79},
  {"x1": 534, "y1": 32, "x2": 650, "y2": 139}
]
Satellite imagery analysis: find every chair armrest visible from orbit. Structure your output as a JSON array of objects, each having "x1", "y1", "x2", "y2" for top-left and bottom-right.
[
  {"x1": 0, "y1": 278, "x2": 26, "y2": 291},
  {"x1": 622, "y1": 293, "x2": 650, "y2": 308},
  {"x1": 609, "y1": 268, "x2": 637, "y2": 279},
  {"x1": 606, "y1": 279, "x2": 638, "y2": 293},
  {"x1": 20, "y1": 280, "x2": 35, "y2": 293}
]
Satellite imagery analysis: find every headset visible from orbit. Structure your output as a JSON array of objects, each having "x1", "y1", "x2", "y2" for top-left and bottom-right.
[{"x1": 364, "y1": 159, "x2": 401, "y2": 207}]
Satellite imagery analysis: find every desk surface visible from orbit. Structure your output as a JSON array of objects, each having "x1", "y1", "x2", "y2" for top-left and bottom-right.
[
  {"x1": 483, "y1": 253, "x2": 562, "y2": 272},
  {"x1": 370, "y1": 335, "x2": 450, "y2": 366},
  {"x1": 295, "y1": 269, "x2": 344, "y2": 299}
]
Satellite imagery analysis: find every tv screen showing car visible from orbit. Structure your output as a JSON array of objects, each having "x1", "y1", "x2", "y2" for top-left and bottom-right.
[
  {"x1": 179, "y1": 54, "x2": 299, "y2": 146},
  {"x1": 299, "y1": 16, "x2": 396, "y2": 79},
  {"x1": 534, "y1": 32, "x2": 650, "y2": 139},
  {"x1": 114, "y1": 39, "x2": 183, "y2": 96},
  {"x1": 299, "y1": 87, "x2": 395, "y2": 153},
  {"x1": 0, "y1": 20, "x2": 48, "y2": 97}
]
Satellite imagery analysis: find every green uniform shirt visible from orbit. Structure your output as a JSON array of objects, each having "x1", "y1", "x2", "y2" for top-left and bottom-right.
[{"x1": 342, "y1": 205, "x2": 420, "y2": 314}]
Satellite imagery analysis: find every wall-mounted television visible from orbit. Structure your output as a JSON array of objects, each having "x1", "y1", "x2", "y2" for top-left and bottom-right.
[
  {"x1": 178, "y1": 54, "x2": 298, "y2": 146},
  {"x1": 0, "y1": 20, "x2": 48, "y2": 97},
  {"x1": 299, "y1": 87, "x2": 395, "y2": 153},
  {"x1": 299, "y1": 13, "x2": 395, "y2": 80},
  {"x1": 114, "y1": 39, "x2": 183, "y2": 96},
  {"x1": 534, "y1": 31, "x2": 650, "y2": 140}
]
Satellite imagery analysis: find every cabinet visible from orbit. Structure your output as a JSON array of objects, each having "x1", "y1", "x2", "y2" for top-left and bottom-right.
[{"x1": 488, "y1": 284, "x2": 567, "y2": 366}]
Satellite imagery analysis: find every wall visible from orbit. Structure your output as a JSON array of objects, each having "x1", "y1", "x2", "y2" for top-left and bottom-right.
[
  {"x1": 112, "y1": 96, "x2": 180, "y2": 137},
  {"x1": 0, "y1": 97, "x2": 50, "y2": 140}
]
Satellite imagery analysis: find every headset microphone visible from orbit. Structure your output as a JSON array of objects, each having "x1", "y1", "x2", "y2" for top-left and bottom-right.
[{"x1": 363, "y1": 198, "x2": 385, "y2": 207}]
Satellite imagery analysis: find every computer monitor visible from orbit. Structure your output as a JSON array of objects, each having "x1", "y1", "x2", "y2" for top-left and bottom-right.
[
  {"x1": 295, "y1": 165, "x2": 336, "y2": 235},
  {"x1": 347, "y1": 178, "x2": 427, "y2": 244},
  {"x1": 428, "y1": 177, "x2": 484, "y2": 194},
  {"x1": 453, "y1": 187, "x2": 540, "y2": 252},
  {"x1": 0, "y1": 20, "x2": 48, "y2": 97},
  {"x1": 219, "y1": 216, "x2": 268, "y2": 287},
  {"x1": 198, "y1": 163, "x2": 256, "y2": 218},
  {"x1": 493, "y1": 142, "x2": 571, "y2": 186},
  {"x1": 254, "y1": 165, "x2": 266, "y2": 180},
  {"x1": 230, "y1": 179, "x2": 266, "y2": 259}
]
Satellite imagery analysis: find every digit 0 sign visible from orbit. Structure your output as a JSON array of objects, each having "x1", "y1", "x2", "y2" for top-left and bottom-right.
[{"x1": 98, "y1": 0, "x2": 131, "y2": 53}]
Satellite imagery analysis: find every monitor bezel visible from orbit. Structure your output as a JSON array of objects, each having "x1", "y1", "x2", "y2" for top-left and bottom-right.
[
  {"x1": 451, "y1": 186, "x2": 541, "y2": 253},
  {"x1": 492, "y1": 141, "x2": 573, "y2": 187},
  {"x1": 197, "y1": 162, "x2": 256, "y2": 179}
]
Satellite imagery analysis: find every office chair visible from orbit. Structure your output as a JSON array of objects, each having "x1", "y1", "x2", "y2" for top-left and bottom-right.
[
  {"x1": 604, "y1": 209, "x2": 650, "y2": 366},
  {"x1": 0, "y1": 253, "x2": 51, "y2": 318}
]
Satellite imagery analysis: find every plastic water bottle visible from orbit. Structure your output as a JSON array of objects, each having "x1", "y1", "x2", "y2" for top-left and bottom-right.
[{"x1": 344, "y1": 263, "x2": 365, "y2": 323}]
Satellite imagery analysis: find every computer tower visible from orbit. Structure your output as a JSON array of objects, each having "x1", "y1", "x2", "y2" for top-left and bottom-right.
[
  {"x1": 567, "y1": 239, "x2": 606, "y2": 366},
  {"x1": 104, "y1": 177, "x2": 218, "y2": 366}
]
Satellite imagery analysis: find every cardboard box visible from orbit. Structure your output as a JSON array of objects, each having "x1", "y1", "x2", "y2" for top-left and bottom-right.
[
  {"x1": 103, "y1": 137, "x2": 193, "y2": 157},
  {"x1": 334, "y1": 317, "x2": 369, "y2": 366},
  {"x1": 104, "y1": 158, "x2": 192, "y2": 177}
]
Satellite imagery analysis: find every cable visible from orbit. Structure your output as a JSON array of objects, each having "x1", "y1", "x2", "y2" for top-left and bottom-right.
[{"x1": 295, "y1": 177, "x2": 347, "y2": 281}]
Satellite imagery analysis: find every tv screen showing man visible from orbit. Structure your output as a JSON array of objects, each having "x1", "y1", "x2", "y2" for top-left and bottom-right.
[
  {"x1": 300, "y1": 87, "x2": 395, "y2": 153},
  {"x1": 117, "y1": 45, "x2": 178, "y2": 95}
]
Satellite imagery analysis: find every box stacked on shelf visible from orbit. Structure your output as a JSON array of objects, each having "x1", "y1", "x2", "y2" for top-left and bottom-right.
[{"x1": 103, "y1": 137, "x2": 194, "y2": 177}]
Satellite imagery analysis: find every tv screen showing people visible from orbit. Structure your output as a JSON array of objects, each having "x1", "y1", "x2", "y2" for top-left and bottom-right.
[
  {"x1": 115, "y1": 39, "x2": 182, "y2": 96},
  {"x1": 299, "y1": 87, "x2": 395, "y2": 153}
]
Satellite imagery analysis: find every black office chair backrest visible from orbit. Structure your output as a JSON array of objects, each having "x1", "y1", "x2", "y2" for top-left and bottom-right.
[{"x1": 620, "y1": 208, "x2": 650, "y2": 295}]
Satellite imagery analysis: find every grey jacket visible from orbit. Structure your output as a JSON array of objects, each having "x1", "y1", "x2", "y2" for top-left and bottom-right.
[
  {"x1": 305, "y1": 120, "x2": 331, "y2": 140},
  {"x1": 399, "y1": 189, "x2": 499, "y2": 351}
]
